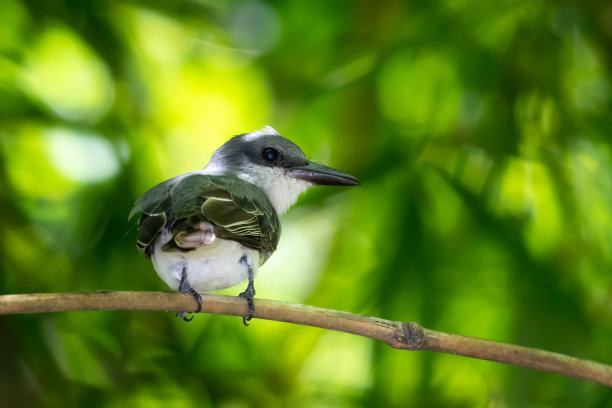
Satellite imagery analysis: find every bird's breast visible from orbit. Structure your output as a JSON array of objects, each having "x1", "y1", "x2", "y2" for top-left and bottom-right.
[{"x1": 151, "y1": 238, "x2": 260, "y2": 292}]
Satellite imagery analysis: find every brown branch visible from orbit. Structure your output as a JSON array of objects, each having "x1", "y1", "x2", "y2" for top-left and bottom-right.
[{"x1": 0, "y1": 291, "x2": 610, "y2": 387}]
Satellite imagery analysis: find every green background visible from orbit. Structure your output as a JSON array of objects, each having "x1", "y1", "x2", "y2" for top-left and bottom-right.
[{"x1": 1, "y1": 0, "x2": 611, "y2": 406}]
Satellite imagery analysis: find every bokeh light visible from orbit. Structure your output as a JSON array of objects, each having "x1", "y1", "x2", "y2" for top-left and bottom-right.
[{"x1": 0, "y1": 1, "x2": 611, "y2": 406}]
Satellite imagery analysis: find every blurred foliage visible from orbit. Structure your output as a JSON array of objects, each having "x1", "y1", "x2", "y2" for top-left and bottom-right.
[{"x1": 0, "y1": 0, "x2": 611, "y2": 406}]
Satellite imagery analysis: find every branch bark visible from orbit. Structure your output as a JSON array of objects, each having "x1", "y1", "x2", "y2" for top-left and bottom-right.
[{"x1": 1, "y1": 291, "x2": 610, "y2": 387}]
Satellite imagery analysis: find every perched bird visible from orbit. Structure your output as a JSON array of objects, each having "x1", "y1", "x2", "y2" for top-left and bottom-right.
[{"x1": 129, "y1": 127, "x2": 359, "y2": 324}]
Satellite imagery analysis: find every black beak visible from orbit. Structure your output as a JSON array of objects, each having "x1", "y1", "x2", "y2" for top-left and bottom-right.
[{"x1": 289, "y1": 162, "x2": 360, "y2": 186}]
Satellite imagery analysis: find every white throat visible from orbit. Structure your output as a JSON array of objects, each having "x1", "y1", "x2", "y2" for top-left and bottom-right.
[
  {"x1": 245, "y1": 167, "x2": 312, "y2": 214},
  {"x1": 203, "y1": 164, "x2": 312, "y2": 215}
]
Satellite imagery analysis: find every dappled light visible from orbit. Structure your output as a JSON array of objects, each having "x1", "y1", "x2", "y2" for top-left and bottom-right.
[{"x1": 0, "y1": 0, "x2": 611, "y2": 406}]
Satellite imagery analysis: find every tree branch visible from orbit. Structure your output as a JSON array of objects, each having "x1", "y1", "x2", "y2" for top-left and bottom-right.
[{"x1": 1, "y1": 291, "x2": 610, "y2": 387}]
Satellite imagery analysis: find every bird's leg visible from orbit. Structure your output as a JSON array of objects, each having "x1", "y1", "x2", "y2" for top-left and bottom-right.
[
  {"x1": 238, "y1": 255, "x2": 256, "y2": 326},
  {"x1": 175, "y1": 266, "x2": 202, "y2": 322}
]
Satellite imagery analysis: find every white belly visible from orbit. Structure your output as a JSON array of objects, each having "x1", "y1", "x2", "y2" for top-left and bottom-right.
[{"x1": 151, "y1": 238, "x2": 260, "y2": 292}]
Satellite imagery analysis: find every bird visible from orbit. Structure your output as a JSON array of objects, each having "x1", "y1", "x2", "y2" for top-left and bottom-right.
[{"x1": 129, "y1": 127, "x2": 359, "y2": 324}]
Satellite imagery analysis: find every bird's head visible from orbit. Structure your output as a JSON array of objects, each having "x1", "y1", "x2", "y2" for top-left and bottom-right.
[{"x1": 203, "y1": 126, "x2": 359, "y2": 214}]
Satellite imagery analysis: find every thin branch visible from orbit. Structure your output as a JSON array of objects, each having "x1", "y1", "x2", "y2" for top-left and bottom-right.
[{"x1": 1, "y1": 291, "x2": 610, "y2": 387}]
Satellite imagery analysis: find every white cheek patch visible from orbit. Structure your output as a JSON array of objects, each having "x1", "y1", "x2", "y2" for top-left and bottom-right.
[{"x1": 258, "y1": 168, "x2": 312, "y2": 214}]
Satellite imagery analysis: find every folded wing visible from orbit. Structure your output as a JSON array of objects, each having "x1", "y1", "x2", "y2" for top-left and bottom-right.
[{"x1": 129, "y1": 173, "x2": 280, "y2": 263}]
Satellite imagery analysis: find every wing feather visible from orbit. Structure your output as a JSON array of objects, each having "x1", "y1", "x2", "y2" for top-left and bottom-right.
[{"x1": 129, "y1": 172, "x2": 280, "y2": 260}]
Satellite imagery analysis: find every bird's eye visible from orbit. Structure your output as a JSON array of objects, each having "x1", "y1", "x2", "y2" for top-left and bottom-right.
[{"x1": 262, "y1": 147, "x2": 279, "y2": 162}]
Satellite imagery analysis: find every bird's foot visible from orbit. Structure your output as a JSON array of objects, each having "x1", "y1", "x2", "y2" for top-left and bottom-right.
[
  {"x1": 175, "y1": 288, "x2": 202, "y2": 322},
  {"x1": 176, "y1": 310, "x2": 194, "y2": 322},
  {"x1": 175, "y1": 268, "x2": 202, "y2": 322},
  {"x1": 238, "y1": 254, "x2": 256, "y2": 326},
  {"x1": 238, "y1": 283, "x2": 255, "y2": 326}
]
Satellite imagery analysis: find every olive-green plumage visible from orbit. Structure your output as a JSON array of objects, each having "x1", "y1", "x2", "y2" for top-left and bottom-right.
[
  {"x1": 129, "y1": 128, "x2": 358, "y2": 323},
  {"x1": 129, "y1": 172, "x2": 280, "y2": 264}
]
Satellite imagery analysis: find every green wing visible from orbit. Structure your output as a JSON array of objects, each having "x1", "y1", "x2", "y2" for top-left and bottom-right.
[{"x1": 129, "y1": 172, "x2": 280, "y2": 263}]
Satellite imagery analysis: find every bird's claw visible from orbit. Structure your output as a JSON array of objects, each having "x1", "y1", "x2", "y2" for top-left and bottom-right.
[
  {"x1": 189, "y1": 288, "x2": 203, "y2": 314},
  {"x1": 239, "y1": 287, "x2": 255, "y2": 326},
  {"x1": 176, "y1": 311, "x2": 194, "y2": 322},
  {"x1": 238, "y1": 254, "x2": 256, "y2": 326},
  {"x1": 176, "y1": 268, "x2": 202, "y2": 322}
]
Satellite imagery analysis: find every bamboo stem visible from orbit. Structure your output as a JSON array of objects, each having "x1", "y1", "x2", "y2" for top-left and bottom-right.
[{"x1": 0, "y1": 291, "x2": 610, "y2": 387}]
